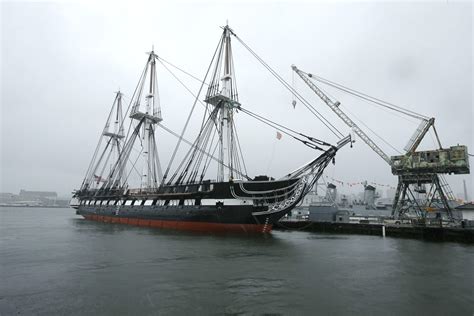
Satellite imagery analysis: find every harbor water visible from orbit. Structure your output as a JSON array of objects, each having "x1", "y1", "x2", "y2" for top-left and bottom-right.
[{"x1": 1, "y1": 207, "x2": 472, "y2": 315}]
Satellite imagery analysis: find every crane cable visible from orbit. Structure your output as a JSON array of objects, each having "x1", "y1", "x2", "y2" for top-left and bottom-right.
[
  {"x1": 301, "y1": 71, "x2": 429, "y2": 120},
  {"x1": 338, "y1": 103, "x2": 404, "y2": 155},
  {"x1": 292, "y1": 68, "x2": 404, "y2": 155}
]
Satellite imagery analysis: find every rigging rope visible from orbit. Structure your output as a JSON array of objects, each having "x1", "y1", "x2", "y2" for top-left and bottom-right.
[
  {"x1": 232, "y1": 34, "x2": 344, "y2": 139},
  {"x1": 238, "y1": 106, "x2": 331, "y2": 150},
  {"x1": 100, "y1": 61, "x2": 151, "y2": 189},
  {"x1": 161, "y1": 32, "x2": 224, "y2": 182},
  {"x1": 81, "y1": 100, "x2": 114, "y2": 188},
  {"x1": 156, "y1": 55, "x2": 330, "y2": 149},
  {"x1": 157, "y1": 57, "x2": 209, "y2": 86},
  {"x1": 158, "y1": 123, "x2": 251, "y2": 180},
  {"x1": 232, "y1": 121, "x2": 248, "y2": 176},
  {"x1": 153, "y1": 37, "x2": 336, "y2": 183},
  {"x1": 156, "y1": 53, "x2": 335, "y2": 153},
  {"x1": 143, "y1": 29, "x2": 346, "y2": 186}
]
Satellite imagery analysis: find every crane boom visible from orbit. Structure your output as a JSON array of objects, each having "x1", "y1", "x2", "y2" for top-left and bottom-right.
[
  {"x1": 292, "y1": 65, "x2": 392, "y2": 165},
  {"x1": 404, "y1": 117, "x2": 435, "y2": 153}
]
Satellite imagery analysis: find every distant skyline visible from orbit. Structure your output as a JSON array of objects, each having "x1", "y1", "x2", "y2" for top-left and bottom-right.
[{"x1": 1, "y1": 1, "x2": 472, "y2": 198}]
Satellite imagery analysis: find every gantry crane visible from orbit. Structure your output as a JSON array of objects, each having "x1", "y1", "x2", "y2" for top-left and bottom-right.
[{"x1": 292, "y1": 65, "x2": 470, "y2": 220}]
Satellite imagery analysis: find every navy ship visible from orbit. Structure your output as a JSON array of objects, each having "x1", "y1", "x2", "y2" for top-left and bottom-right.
[{"x1": 71, "y1": 25, "x2": 351, "y2": 233}]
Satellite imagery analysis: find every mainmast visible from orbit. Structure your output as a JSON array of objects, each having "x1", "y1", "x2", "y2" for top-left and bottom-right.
[{"x1": 205, "y1": 25, "x2": 241, "y2": 182}]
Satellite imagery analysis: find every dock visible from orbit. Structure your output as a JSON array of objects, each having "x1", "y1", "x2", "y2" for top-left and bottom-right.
[{"x1": 275, "y1": 221, "x2": 474, "y2": 243}]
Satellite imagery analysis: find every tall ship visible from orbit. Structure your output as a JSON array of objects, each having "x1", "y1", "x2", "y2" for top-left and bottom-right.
[{"x1": 71, "y1": 25, "x2": 351, "y2": 233}]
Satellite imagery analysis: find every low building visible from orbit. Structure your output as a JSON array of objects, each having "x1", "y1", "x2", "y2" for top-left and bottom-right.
[
  {"x1": 0, "y1": 190, "x2": 69, "y2": 207},
  {"x1": 19, "y1": 190, "x2": 57, "y2": 199},
  {"x1": 0, "y1": 192, "x2": 15, "y2": 203},
  {"x1": 455, "y1": 203, "x2": 474, "y2": 227}
]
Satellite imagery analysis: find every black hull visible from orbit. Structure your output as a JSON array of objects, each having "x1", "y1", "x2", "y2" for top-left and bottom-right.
[
  {"x1": 76, "y1": 204, "x2": 286, "y2": 233},
  {"x1": 77, "y1": 199, "x2": 291, "y2": 225},
  {"x1": 74, "y1": 178, "x2": 309, "y2": 233}
]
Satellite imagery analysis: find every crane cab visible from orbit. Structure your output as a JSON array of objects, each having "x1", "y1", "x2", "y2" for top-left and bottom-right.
[{"x1": 391, "y1": 145, "x2": 470, "y2": 175}]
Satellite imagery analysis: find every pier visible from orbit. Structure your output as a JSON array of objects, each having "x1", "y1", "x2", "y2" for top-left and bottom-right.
[{"x1": 276, "y1": 221, "x2": 474, "y2": 243}]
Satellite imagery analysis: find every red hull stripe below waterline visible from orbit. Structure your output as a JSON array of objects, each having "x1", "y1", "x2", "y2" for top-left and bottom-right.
[{"x1": 82, "y1": 214, "x2": 272, "y2": 233}]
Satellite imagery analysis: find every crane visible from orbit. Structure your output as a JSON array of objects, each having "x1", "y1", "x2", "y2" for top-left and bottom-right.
[{"x1": 292, "y1": 65, "x2": 470, "y2": 221}]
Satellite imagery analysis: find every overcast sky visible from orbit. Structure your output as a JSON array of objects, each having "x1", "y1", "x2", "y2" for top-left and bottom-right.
[{"x1": 1, "y1": 0, "x2": 472, "y2": 199}]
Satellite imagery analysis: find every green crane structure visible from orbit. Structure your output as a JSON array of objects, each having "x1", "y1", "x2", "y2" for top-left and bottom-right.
[{"x1": 292, "y1": 65, "x2": 470, "y2": 220}]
